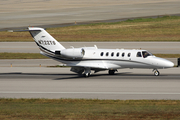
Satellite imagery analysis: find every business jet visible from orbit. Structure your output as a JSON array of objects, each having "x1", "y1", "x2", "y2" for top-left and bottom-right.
[{"x1": 22, "y1": 27, "x2": 174, "y2": 77}]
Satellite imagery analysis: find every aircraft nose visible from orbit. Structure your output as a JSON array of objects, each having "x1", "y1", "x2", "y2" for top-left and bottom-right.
[
  {"x1": 161, "y1": 59, "x2": 174, "y2": 68},
  {"x1": 166, "y1": 61, "x2": 174, "y2": 68},
  {"x1": 154, "y1": 57, "x2": 174, "y2": 68}
]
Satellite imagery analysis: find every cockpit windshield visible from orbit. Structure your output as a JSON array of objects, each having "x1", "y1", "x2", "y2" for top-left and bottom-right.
[{"x1": 142, "y1": 51, "x2": 153, "y2": 58}]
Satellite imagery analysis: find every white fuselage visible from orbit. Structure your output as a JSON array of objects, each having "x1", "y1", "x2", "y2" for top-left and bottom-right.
[{"x1": 45, "y1": 47, "x2": 174, "y2": 70}]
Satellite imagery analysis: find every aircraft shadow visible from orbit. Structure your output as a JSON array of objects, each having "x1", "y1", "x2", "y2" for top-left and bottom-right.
[
  {"x1": 0, "y1": 72, "x2": 170, "y2": 80},
  {"x1": 0, "y1": 72, "x2": 78, "y2": 80},
  {"x1": 53, "y1": 72, "x2": 162, "y2": 80}
]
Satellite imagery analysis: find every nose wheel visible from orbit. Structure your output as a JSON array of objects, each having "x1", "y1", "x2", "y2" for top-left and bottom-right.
[{"x1": 153, "y1": 69, "x2": 160, "y2": 76}]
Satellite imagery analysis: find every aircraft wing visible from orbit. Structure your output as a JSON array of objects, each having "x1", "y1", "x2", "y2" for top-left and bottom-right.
[{"x1": 67, "y1": 62, "x2": 121, "y2": 70}]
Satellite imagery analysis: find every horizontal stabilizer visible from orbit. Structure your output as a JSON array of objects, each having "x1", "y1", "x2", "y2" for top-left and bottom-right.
[{"x1": 8, "y1": 29, "x2": 41, "y2": 32}]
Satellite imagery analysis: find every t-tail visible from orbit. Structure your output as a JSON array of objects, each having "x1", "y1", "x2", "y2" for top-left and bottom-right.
[{"x1": 28, "y1": 27, "x2": 65, "y2": 55}]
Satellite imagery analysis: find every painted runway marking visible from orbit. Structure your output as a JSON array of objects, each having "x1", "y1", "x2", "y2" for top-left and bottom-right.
[{"x1": 1, "y1": 92, "x2": 180, "y2": 95}]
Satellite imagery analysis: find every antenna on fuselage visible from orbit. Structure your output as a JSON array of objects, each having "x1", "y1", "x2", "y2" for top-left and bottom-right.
[{"x1": 94, "y1": 45, "x2": 98, "y2": 49}]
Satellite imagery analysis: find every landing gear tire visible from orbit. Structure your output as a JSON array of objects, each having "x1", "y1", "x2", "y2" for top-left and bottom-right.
[
  {"x1": 154, "y1": 70, "x2": 160, "y2": 76},
  {"x1": 84, "y1": 73, "x2": 90, "y2": 77},
  {"x1": 109, "y1": 70, "x2": 115, "y2": 75}
]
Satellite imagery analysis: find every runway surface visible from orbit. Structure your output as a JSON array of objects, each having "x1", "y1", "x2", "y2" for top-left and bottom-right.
[
  {"x1": 1, "y1": 0, "x2": 180, "y2": 30},
  {"x1": 0, "y1": 67, "x2": 180, "y2": 100},
  {"x1": 1, "y1": 42, "x2": 180, "y2": 54}
]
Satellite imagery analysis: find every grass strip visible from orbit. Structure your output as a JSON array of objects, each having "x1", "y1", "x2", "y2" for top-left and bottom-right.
[
  {"x1": 0, "y1": 53, "x2": 179, "y2": 59},
  {"x1": 1, "y1": 15, "x2": 180, "y2": 42},
  {"x1": 0, "y1": 98, "x2": 180, "y2": 120},
  {"x1": 154, "y1": 54, "x2": 180, "y2": 58},
  {"x1": 0, "y1": 53, "x2": 48, "y2": 59}
]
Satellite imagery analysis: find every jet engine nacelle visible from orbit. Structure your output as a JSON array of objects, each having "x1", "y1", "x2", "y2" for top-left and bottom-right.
[{"x1": 55, "y1": 48, "x2": 85, "y2": 59}]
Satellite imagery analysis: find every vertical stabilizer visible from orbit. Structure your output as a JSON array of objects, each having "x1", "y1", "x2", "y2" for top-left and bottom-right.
[{"x1": 28, "y1": 27, "x2": 65, "y2": 53}]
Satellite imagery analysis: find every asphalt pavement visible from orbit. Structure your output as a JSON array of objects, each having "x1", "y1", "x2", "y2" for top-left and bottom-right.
[
  {"x1": 0, "y1": 67, "x2": 180, "y2": 100},
  {"x1": 1, "y1": 0, "x2": 180, "y2": 30}
]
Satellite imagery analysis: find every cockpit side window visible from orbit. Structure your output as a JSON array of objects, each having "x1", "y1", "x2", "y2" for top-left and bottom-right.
[
  {"x1": 136, "y1": 52, "x2": 142, "y2": 57},
  {"x1": 142, "y1": 51, "x2": 153, "y2": 58}
]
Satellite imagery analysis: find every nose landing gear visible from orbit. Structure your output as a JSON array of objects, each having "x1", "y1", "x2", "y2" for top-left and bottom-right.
[{"x1": 153, "y1": 69, "x2": 160, "y2": 76}]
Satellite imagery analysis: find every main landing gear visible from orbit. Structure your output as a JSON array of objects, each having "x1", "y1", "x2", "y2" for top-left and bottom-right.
[
  {"x1": 108, "y1": 70, "x2": 117, "y2": 75},
  {"x1": 83, "y1": 68, "x2": 91, "y2": 77},
  {"x1": 153, "y1": 69, "x2": 160, "y2": 76},
  {"x1": 84, "y1": 73, "x2": 91, "y2": 77}
]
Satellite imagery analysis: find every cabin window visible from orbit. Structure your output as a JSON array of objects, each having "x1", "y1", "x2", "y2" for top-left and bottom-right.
[
  {"x1": 122, "y1": 52, "x2": 125, "y2": 57},
  {"x1": 136, "y1": 52, "x2": 142, "y2": 57},
  {"x1": 106, "y1": 52, "x2": 109, "y2": 56},
  {"x1": 128, "y1": 53, "x2": 131, "y2": 57},
  {"x1": 100, "y1": 52, "x2": 104, "y2": 56},
  {"x1": 142, "y1": 51, "x2": 153, "y2": 58},
  {"x1": 116, "y1": 52, "x2": 119, "y2": 57},
  {"x1": 111, "y1": 52, "x2": 114, "y2": 57}
]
